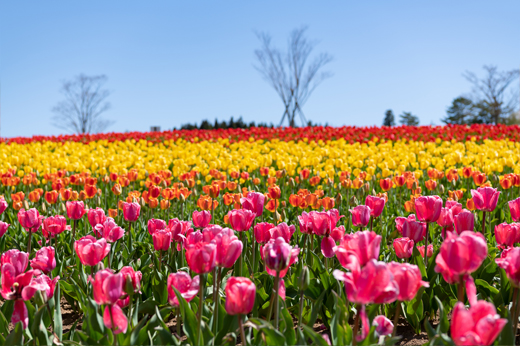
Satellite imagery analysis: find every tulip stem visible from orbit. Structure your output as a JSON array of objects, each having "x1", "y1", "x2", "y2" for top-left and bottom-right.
[
  {"x1": 158, "y1": 250, "x2": 162, "y2": 271},
  {"x1": 352, "y1": 305, "x2": 360, "y2": 346},
  {"x1": 458, "y1": 277, "x2": 465, "y2": 302},
  {"x1": 392, "y1": 302, "x2": 400, "y2": 337},
  {"x1": 298, "y1": 288, "x2": 304, "y2": 331},
  {"x1": 424, "y1": 222, "x2": 429, "y2": 268},
  {"x1": 239, "y1": 314, "x2": 247, "y2": 346},
  {"x1": 213, "y1": 267, "x2": 221, "y2": 338},
  {"x1": 369, "y1": 216, "x2": 373, "y2": 231},
  {"x1": 27, "y1": 230, "x2": 32, "y2": 255},
  {"x1": 514, "y1": 288, "x2": 520, "y2": 339},
  {"x1": 251, "y1": 239, "x2": 256, "y2": 279},
  {"x1": 176, "y1": 307, "x2": 181, "y2": 336},
  {"x1": 482, "y1": 211, "x2": 486, "y2": 235},
  {"x1": 274, "y1": 271, "x2": 280, "y2": 330},
  {"x1": 197, "y1": 274, "x2": 205, "y2": 346},
  {"x1": 239, "y1": 232, "x2": 244, "y2": 277}
]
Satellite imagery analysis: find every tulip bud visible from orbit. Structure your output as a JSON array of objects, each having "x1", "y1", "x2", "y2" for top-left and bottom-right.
[
  {"x1": 288, "y1": 178, "x2": 295, "y2": 188},
  {"x1": 372, "y1": 188, "x2": 377, "y2": 196},
  {"x1": 41, "y1": 202, "x2": 47, "y2": 214},
  {"x1": 275, "y1": 211, "x2": 281, "y2": 223},
  {"x1": 349, "y1": 196, "x2": 358, "y2": 207},
  {"x1": 359, "y1": 186, "x2": 366, "y2": 195},
  {"x1": 60, "y1": 203, "x2": 66, "y2": 213},
  {"x1": 34, "y1": 289, "x2": 46, "y2": 306},
  {"x1": 438, "y1": 184, "x2": 445, "y2": 194},
  {"x1": 280, "y1": 208, "x2": 286, "y2": 221},
  {"x1": 180, "y1": 193, "x2": 186, "y2": 203},
  {"x1": 23, "y1": 200, "x2": 29, "y2": 210},
  {"x1": 140, "y1": 198, "x2": 146, "y2": 207},
  {"x1": 299, "y1": 266, "x2": 310, "y2": 291},
  {"x1": 124, "y1": 276, "x2": 134, "y2": 296}
]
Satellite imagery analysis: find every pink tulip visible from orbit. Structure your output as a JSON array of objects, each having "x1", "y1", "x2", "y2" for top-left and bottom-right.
[
  {"x1": 509, "y1": 197, "x2": 520, "y2": 222},
  {"x1": 147, "y1": 218, "x2": 166, "y2": 235},
  {"x1": 331, "y1": 225, "x2": 345, "y2": 241},
  {"x1": 395, "y1": 214, "x2": 417, "y2": 233},
  {"x1": 400, "y1": 220, "x2": 427, "y2": 243},
  {"x1": 388, "y1": 262, "x2": 429, "y2": 301},
  {"x1": 225, "y1": 277, "x2": 256, "y2": 315},
  {"x1": 334, "y1": 231, "x2": 381, "y2": 267},
  {"x1": 184, "y1": 230, "x2": 204, "y2": 248},
  {"x1": 74, "y1": 235, "x2": 111, "y2": 266},
  {"x1": 471, "y1": 187, "x2": 500, "y2": 212},
  {"x1": 66, "y1": 201, "x2": 86, "y2": 220},
  {"x1": 214, "y1": 228, "x2": 243, "y2": 268},
  {"x1": 185, "y1": 241, "x2": 217, "y2": 274},
  {"x1": 30, "y1": 246, "x2": 56, "y2": 274},
  {"x1": 202, "y1": 225, "x2": 223, "y2": 242},
  {"x1": 240, "y1": 191, "x2": 266, "y2": 217},
  {"x1": 309, "y1": 209, "x2": 343, "y2": 236},
  {"x1": 269, "y1": 222, "x2": 296, "y2": 242},
  {"x1": 454, "y1": 209, "x2": 475, "y2": 234},
  {"x1": 297, "y1": 211, "x2": 313, "y2": 234},
  {"x1": 167, "y1": 219, "x2": 193, "y2": 243},
  {"x1": 349, "y1": 205, "x2": 371, "y2": 227},
  {"x1": 95, "y1": 218, "x2": 125, "y2": 243},
  {"x1": 495, "y1": 223, "x2": 520, "y2": 248},
  {"x1": 365, "y1": 195, "x2": 385, "y2": 217},
  {"x1": 446, "y1": 200, "x2": 463, "y2": 216},
  {"x1": 333, "y1": 259, "x2": 398, "y2": 305},
  {"x1": 152, "y1": 229, "x2": 172, "y2": 251},
  {"x1": 321, "y1": 236, "x2": 336, "y2": 258},
  {"x1": 261, "y1": 237, "x2": 300, "y2": 278},
  {"x1": 88, "y1": 208, "x2": 106, "y2": 228},
  {"x1": 0, "y1": 196, "x2": 7, "y2": 214},
  {"x1": 122, "y1": 202, "x2": 140, "y2": 222},
  {"x1": 167, "y1": 271, "x2": 200, "y2": 306},
  {"x1": 43, "y1": 215, "x2": 69, "y2": 235},
  {"x1": 120, "y1": 266, "x2": 143, "y2": 293},
  {"x1": 393, "y1": 238, "x2": 414, "y2": 259},
  {"x1": 451, "y1": 301, "x2": 506, "y2": 346},
  {"x1": 1, "y1": 249, "x2": 29, "y2": 276},
  {"x1": 192, "y1": 210, "x2": 212, "y2": 228},
  {"x1": 415, "y1": 195, "x2": 442, "y2": 222},
  {"x1": 437, "y1": 208, "x2": 454, "y2": 228},
  {"x1": 23, "y1": 274, "x2": 59, "y2": 302},
  {"x1": 90, "y1": 269, "x2": 124, "y2": 305},
  {"x1": 0, "y1": 221, "x2": 9, "y2": 238},
  {"x1": 435, "y1": 231, "x2": 487, "y2": 284},
  {"x1": 103, "y1": 305, "x2": 128, "y2": 335},
  {"x1": 18, "y1": 208, "x2": 43, "y2": 233},
  {"x1": 227, "y1": 209, "x2": 255, "y2": 232},
  {"x1": 496, "y1": 247, "x2": 520, "y2": 287},
  {"x1": 417, "y1": 244, "x2": 433, "y2": 258},
  {"x1": 373, "y1": 315, "x2": 394, "y2": 336},
  {"x1": 253, "y1": 222, "x2": 274, "y2": 244}
]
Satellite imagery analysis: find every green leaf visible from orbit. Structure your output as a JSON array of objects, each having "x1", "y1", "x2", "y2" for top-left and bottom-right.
[
  {"x1": 306, "y1": 289, "x2": 326, "y2": 328},
  {"x1": 3, "y1": 322, "x2": 23, "y2": 346},
  {"x1": 173, "y1": 287, "x2": 200, "y2": 346},
  {"x1": 435, "y1": 297, "x2": 449, "y2": 334},
  {"x1": 498, "y1": 308, "x2": 515, "y2": 346},
  {"x1": 301, "y1": 324, "x2": 329, "y2": 346},
  {"x1": 54, "y1": 282, "x2": 63, "y2": 341},
  {"x1": 281, "y1": 308, "x2": 296, "y2": 345}
]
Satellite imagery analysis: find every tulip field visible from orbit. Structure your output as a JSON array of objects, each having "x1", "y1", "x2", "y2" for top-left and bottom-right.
[{"x1": 3, "y1": 124, "x2": 520, "y2": 346}]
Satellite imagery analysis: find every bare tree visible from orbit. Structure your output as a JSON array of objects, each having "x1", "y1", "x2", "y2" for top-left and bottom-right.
[
  {"x1": 463, "y1": 65, "x2": 519, "y2": 124},
  {"x1": 52, "y1": 74, "x2": 114, "y2": 133},
  {"x1": 254, "y1": 26, "x2": 333, "y2": 127}
]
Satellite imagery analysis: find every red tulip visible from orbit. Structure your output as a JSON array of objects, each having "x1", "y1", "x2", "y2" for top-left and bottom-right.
[
  {"x1": 43, "y1": 215, "x2": 69, "y2": 235},
  {"x1": 435, "y1": 231, "x2": 487, "y2": 284},
  {"x1": 1, "y1": 249, "x2": 28, "y2": 276},
  {"x1": 123, "y1": 202, "x2": 140, "y2": 222},
  {"x1": 393, "y1": 238, "x2": 414, "y2": 259},
  {"x1": 334, "y1": 230, "x2": 381, "y2": 267},
  {"x1": 400, "y1": 220, "x2": 427, "y2": 243},
  {"x1": 120, "y1": 266, "x2": 143, "y2": 293},
  {"x1": 214, "y1": 228, "x2": 243, "y2": 268},
  {"x1": 87, "y1": 208, "x2": 106, "y2": 228},
  {"x1": 454, "y1": 209, "x2": 475, "y2": 234},
  {"x1": 253, "y1": 222, "x2": 274, "y2": 244},
  {"x1": 18, "y1": 208, "x2": 43, "y2": 233},
  {"x1": 227, "y1": 209, "x2": 255, "y2": 232},
  {"x1": 349, "y1": 205, "x2": 371, "y2": 227},
  {"x1": 66, "y1": 201, "x2": 86, "y2": 220},
  {"x1": 269, "y1": 222, "x2": 296, "y2": 242},
  {"x1": 333, "y1": 259, "x2": 398, "y2": 305},
  {"x1": 0, "y1": 221, "x2": 9, "y2": 238},
  {"x1": 297, "y1": 212, "x2": 313, "y2": 234},
  {"x1": 167, "y1": 271, "x2": 200, "y2": 307},
  {"x1": 225, "y1": 277, "x2": 256, "y2": 315},
  {"x1": 471, "y1": 187, "x2": 500, "y2": 212},
  {"x1": 417, "y1": 244, "x2": 433, "y2": 258},
  {"x1": 261, "y1": 237, "x2": 299, "y2": 278},
  {"x1": 509, "y1": 197, "x2": 520, "y2": 222},
  {"x1": 451, "y1": 301, "x2": 506, "y2": 346},
  {"x1": 415, "y1": 195, "x2": 442, "y2": 222},
  {"x1": 240, "y1": 191, "x2": 266, "y2": 217},
  {"x1": 192, "y1": 210, "x2": 211, "y2": 228},
  {"x1": 185, "y1": 241, "x2": 217, "y2": 274},
  {"x1": 94, "y1": 218, "x2": 125, "y2": 243},
  {"x1": 74, "y1": 235, "x2": 111, "y2": 266},
  {"x1": 436, "y1": 208, "x2": 454, "y2": 228},
  {"x1": 152, "y1": 229, "x2": 172, "y2": 251},
  {"x1": 388, "y1": 262, "x2": 429, "y2": 301},
  {"x1": 373, "y1": 315, "x2": 394, "y2": 336},
  {"x1": 365, "y1": 195, "x2": 385, "y2": 217},
  {"x1": 147, "y1": 218, "x2": 166, "y2": 235},
  {"x1": 29, "y1": 246, "x2": 56, "y2": 274}
]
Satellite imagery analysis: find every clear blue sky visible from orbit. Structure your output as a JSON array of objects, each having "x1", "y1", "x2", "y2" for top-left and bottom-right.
[{"x1": 1, "y1": 1, "x2": 519, "y2": 138}]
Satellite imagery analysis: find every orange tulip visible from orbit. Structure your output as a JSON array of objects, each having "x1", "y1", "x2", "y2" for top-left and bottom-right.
[
  {"x1": 85, "y1": 184, "x2": 98, "y2": 198},
  {"x1": 108, "y1": 209, "x2": 118, "y2": 218},
  {"x1": 267, "y1": 177, "x2": 277, "y2": 186},
  {"x1": 300, "y1": 169, "x2": 310, "y2": 180},
  {"x1": 462, "y1": 167, "x2": 473, "y2": 178},
  {"x1": 425, "y1": 179, "x2": 437, "y2": 191},
  {"x1": 446, "y1": 169, "x2": 459, "y2": 182},
  {"x1": 265, "y1": 199, "x2": 279, "y2": 212},
  {"x1": 71, "y1": 190, "x2": 79, "y2": 201},
  {"x1": 79, "y1": 190, "x2": 87, "y2": 201},
  {"x1": 352, "y1": 178, "x2": 363, "y2": 189},
  {"x1": 260, "y1": 167, "x2": 270, "y2": 176},
  {"x1": 500, "y1": 177, "x2": 513, "y2": 190},
  {"x1": 404, "y1": 200, "x2": 415, "y2": 213},
  {"x1": 160, "y1": 199, "x2": 170, "y2": 210},
  {"x1": 227, "y1": 181, "x2": 237, "y2": 191},
  {"x1": 268, "y1": 185, "x2": 281, "y2": 199},
  {"x1": 309, "y1": 176, "x2": 321, "y2": 186},
  {"x1": 448, "y1": 190, "x2": 464, "y2": 201},
  {"x1": 466, "y1": 198, "x2": 476, "y2": 211},
  {"x1": 45, "y1": 190, "x2": 59, "y2": 204},
  {"x1": 28, "y1": 190, "x2": 41, "y2": 203},
  {"x1": 289, "y1": 194, "x2": 303, "y2": 207},
  {"x1": 253, "y1": 178, "x2": 261, "y2": 185},
  {"x1": 13, "y1": 201, "x2": 23, "y2": 211},
  {"x1": 379, "y1": 178, "x2": 392, "y2": 191},
  {"x1": 341, "y1": 178, "x2": 352, "y2": 189},
  {"x1": 112, "y1": 184, "x2": 122, "y2": 196},
  {"x1": 208, "y1": 184, "x2": 220, "y2": 198},
  {"x1": 473, "y1": 173, "x2": 487, "y2": 186},
  {"x1": 149, "y1": 185, "x2": 161, "y2": 199},
  {"x1": 148, "y1": 198, "x2": 159, "y2": 209},
  {"x1": 321, "y1": 197, "x2": 335, "y2": 210},
  {"x1": 393, "y1": 175, "x2": 406, "y2": 187}
]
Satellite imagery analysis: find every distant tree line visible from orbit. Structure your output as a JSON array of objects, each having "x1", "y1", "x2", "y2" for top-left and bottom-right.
[{"x1": 176, "y1": 117, "x2": 326, "y2": 130}]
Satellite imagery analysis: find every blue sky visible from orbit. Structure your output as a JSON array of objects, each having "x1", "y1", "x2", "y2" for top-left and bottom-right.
[{"x1": 1, "y1": 1, "x2": 519, "y2": 138}]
